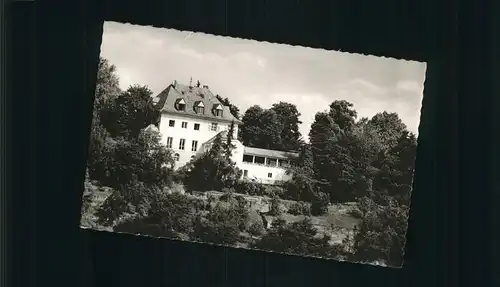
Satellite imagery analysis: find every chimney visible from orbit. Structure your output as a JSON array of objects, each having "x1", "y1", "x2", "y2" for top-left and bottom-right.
[
  {"x1": 203, "y1": 85, "x2": 209, "y2": 89},
  {"x1": 173, "y1": 80, "x2": 177, "y2": 87}
]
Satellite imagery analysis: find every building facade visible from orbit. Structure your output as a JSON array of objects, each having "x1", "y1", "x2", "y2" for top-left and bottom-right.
[{"x1": 151, "y1": 81, "x2": 297, "y2": 185}]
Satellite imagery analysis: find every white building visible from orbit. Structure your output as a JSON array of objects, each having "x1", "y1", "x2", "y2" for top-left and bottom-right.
[{"x1": 150, "y1": 81, "x2": 298, "y2": 185}]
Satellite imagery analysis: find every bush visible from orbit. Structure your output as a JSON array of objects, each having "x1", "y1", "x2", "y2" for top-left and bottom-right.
[
  {"x1": 262, "y1": 185, "x2": 286, "y2": 198},
  {"x1": 311, "y1": 192, "x2": 330, "y2": 216},
  {"x1": 234, "y1": 180, "x2": 266, "y2": 195},
  {"x1": 268, "y1": 196, "x2": 283, "y2": 216},
  {"x1": 252, "y1": 217, "x2": 337, "y2": 258},
  {"x1": 192, "y1": 199, "x2": 249, "y2": 245},
  {"x1": 287, "y1": 201, "x2": 311, "y2": 216},
  {"x1": 246, "y1": 211, "x2": 265, "y2": 236},
  {"x1": 349, "y1": 190, "x2": 409, "y2": 267}
]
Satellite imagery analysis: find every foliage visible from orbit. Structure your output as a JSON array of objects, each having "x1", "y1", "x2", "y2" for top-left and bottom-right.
[
  {"x1": 184, "y1": 133, "x2": 242, "y2": 192},
  {"x1": 223, "y1": 121, "x2": 237, "y2": 160},
  {"x1": 96, "y1": 180, "x2": 156, "y2": 226},
  {"x1": 87, "y1": 57, "x2": 121, "y2": 182},
  {"x1": 97, "y1": 128, "x2": 175, "y2": 189},
  {"x1": 192, "y1": 196, "x2": 250, "y2": 245},
  {"x1": 216, "y1": 94, "x2": 240, "y2": 119},
  {"x1": 270, "y1": 102, "x2": 304, "y2": 151},
  {"x1": 366, "y1": 111, "x2": 407, "y2": 150},
  {"x1": 112, "y1": 191, "x2": 203, "y2": 239},
  {"x1": 253, "y1": 217, "x2": 336, "y2": 258},
  {"x1": 268, "y1": 196, "x2": 283, "y2": 216},
  {"x1": 240, "y1": 104, "x2": 305, "y2": 151},
  {"x1": 287, "y1": 201, "x2": 311, "y2": 216},
  {"x1": 372, "y1": 131, "x2": 417, "y2": 205},
  {"x1": 310, "y1": 192, "x2": 330, "y2": 216},
  {"x1": 349, "y1": 190, "x2": 409, "y2": 267},
  {"x1": 94, "y1": 57, "x2": 121, "y2": 108},
  {"x1": 234, "y1": 180, "x2": 266, "y2": 195},
  {"x1": 100, "y1": 85, "x2": 158, "y2": 139},
  {"x1": 284, "y1": 144, "x2": 318, "y2": 201}
]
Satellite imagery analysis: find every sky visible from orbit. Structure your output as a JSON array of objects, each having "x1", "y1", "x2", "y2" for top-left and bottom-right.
[{"x1": 100, "y1": 21, "x2": 427, "y2": 141}]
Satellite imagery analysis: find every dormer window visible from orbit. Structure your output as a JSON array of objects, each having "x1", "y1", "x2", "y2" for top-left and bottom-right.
[
  {"x1": 213, "y1": 104, "x2": 223, "y2": 117},
  {"x1": 194, "y1": 101, "x2": 205, "y2": 114},
  {"x1": 175, "y1": 98, "x2": 186, "y2": 111}
]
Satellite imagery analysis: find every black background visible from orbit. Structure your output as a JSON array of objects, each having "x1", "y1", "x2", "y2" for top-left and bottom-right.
[{"x1": 7, "y1": 0, "x2": 499, "y2": 286}]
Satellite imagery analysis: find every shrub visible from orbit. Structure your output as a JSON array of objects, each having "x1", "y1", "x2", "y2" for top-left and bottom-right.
[
  {"x1": 349, "y1": 190, "x2": 409, "y2": 267},
  {"x1": 246, "y1": 210, "x2": 265, "y2": 236},
  {"x1": 262, "y1": 185, "x2": 286, "y2": 198},
  {"x1": 252, "y1": 217, "x2": 337, "y2": 258},
  {"x1": 287, "y1": 201, "x2": 311, "y2": 216},
  {"x1": 234, "y1": 180, "x2": 266, "y2": 195},
  {"x1": 192, "y1": 199, "x2": 249, "y2": 245},
  {"x1": 268, "y1": 196, "x2": 283, "y2": 216},
  {"x1": 311, "y1": 192, "x2": 330, "y2": 216}
]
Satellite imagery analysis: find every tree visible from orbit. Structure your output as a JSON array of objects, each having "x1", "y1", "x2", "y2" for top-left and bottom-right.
[
  {"x1": 372, "y1": 131, "x2": 417, "y2": 205},
  {"x1": 223, "y1": 121, "x2": 236, "y2": 160},
  {"x1": 216, "y1": 94, "x2": 240, "y2": 119},
  {"x1": 366, "y1": 112, "x2": 407, "y2": 149},
  {"x1": 258, "y1": 109, "x2": 283, "y2": 149},
  {"x1": 100, "y1": 85, "x2": 158, "y2": 139},
  {"x1": 328, "y1": 100, "x2": 358, "y2": 132},
  {"x1": 285, "y1": 144, "x2": 318, "y2": 201},
  {"x1": 100, "y1": 127, "x2": 175, "y2": 189},
  {"x1": 94, "y1": 57, "x2": 121, "y2": 110},
  {"x1": 239, "y1": 106, "x2": 284, "y2": 150},
  {"x1": 309, "y1": 111, "x2": 367, "y2": 203},
  {"x1": 270, "y1": 102, "x2": 303, "y2": 151},
  {"x1": 185, "y1": 133, "x2": 242, "y2": 192},
  {"x1": 87, "y1": 57, "x2": 122, "y2": 182},
  {"x1": 349, "y1": 190, "x2": 409, "y2": 267}
]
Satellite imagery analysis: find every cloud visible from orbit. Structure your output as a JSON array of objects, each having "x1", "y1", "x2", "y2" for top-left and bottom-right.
[
  {"x1": 100, "y1": 21, "x2": 426, "y2": 138},
  {"x1": 396, "y1": 80, "x2": 423, "y2": 93}
]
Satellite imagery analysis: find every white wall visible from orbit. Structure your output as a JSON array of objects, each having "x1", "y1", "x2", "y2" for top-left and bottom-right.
[
  {"x1": 158, "y1": 113, "x2": 238, "y2": 168},
  {"x1": 239, "y1": 162, "x2": 292, "y2": 185}
]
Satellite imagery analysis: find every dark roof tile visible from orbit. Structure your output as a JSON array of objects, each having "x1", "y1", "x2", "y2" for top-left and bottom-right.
[{"x1": 151, "y1": 82, "x2": 242, "y2": 124}]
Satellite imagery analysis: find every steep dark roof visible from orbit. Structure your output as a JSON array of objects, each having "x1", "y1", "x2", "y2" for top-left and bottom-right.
[{"x1": 151, "y1": 82, "x2": 242, "y2": 124}]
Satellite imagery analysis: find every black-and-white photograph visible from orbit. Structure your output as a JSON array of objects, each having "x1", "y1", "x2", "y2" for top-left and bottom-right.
[{"x1": 81, "y1": 21, "x2": 426, "y2": 267}]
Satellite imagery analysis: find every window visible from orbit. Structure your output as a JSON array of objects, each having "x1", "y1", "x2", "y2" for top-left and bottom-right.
[
  {"x1": 242, "y1": 155, "x2": 253, "y2": 163},
  {"x1": 243, "y1": 170, "x2": 248, "y2": 177},
  {"x1": 194, "y1": 123, "x2": 200, "y2": 131},
  {"x1": 254, "y1": 156, "x2": 265, "y2": 164},
  {"x1": 179, "y1": 139, "x2": 186, "y2": 150},
  {"x1": 278, "y1": 160, "x2": 290, "y2": 167},
  {"x1": 213, "y1": 104, "x2": 223, "y2": 117},
  {"x1": 210, "y1": 122, "x2": 218, "y2": 131},
  {"x1": 268, "y1": 173, "x2": 273, "y2": 178},
  {"x1": 166, "y1": 137, "x2": 173, "y2": 149},
  {"x1": 194, "y1": 101, "x2": 205, "y2": 114},
  {"x1": 181, "y1": 121, "x2": 188, "y2": 129},
  {"x1": 191, "y1": 140, "x2": 198, "y2": 152},
  {"x1": 174, "y1": 153, "x2": 180, "y2": 161},
  {"x1": 175, "y1": 98, "x2": 186, "y2": 111},
  {"x1": 169, "y1": 120, "x2": 175, "y2": 127},
  {"x1": 266, "y1": 158, "x2": 278, "y2": 167}
]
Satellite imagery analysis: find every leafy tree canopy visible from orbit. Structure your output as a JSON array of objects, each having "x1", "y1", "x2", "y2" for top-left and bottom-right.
[{"x1": 100, "y1": 85, "x2": 158, "y2": 139}]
